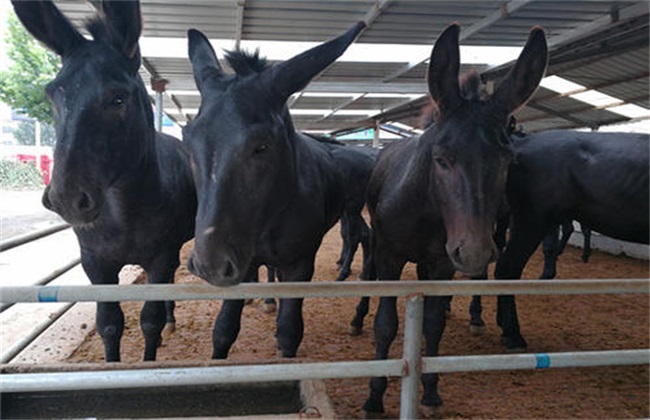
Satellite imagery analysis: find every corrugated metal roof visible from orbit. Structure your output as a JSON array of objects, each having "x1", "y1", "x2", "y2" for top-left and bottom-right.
[{"x1": 49, "y1": 0, "x2": 649, "y2": 135}]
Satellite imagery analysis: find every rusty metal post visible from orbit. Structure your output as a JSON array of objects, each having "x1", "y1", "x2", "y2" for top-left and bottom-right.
[
  {"x1": 400, "y1": 293, "x2": 424, "y2": 419},
  {"x1": 151, "y1": 78, "x2": 168, "y2": 132}
]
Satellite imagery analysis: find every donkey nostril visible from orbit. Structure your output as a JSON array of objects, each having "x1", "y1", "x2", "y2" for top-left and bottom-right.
[
  {"x1": 187, "y1": 255, "x2": 196, "y2": 273},
  {"x1": 452, "y1": 246, "x2": 463, "y2": 264},
  {"x1": 223, "y1": 259, "x2": 236, "y2": 279},
  {"x1": 42, "y1": 192, "x2": 53, "y2": 210},
  {"x1": 76, "y1": 192, "x2": 94, "y2": 212}
]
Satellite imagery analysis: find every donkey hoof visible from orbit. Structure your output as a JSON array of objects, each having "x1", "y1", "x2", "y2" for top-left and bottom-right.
[
  {"x1": 163, "y1": 321, "x2": 176, "y2": 334},
  {"x1": 364, "y1": 410, "x2": 388, "y2": 419},
  {"x1": 420, "y1": 403, "x2": 443, "y2": 418},
  {"x1": 501, "y1": 335, "x2": 528, "y2": 353},
  {"x1": 362, "y1": 400, "x2": 385, "y2": 419},
  {"x1": 349, "y1": 325, "x2": 363, "y2": 336},
  {"x1": 469, "y1": 324, "x2": 486, "y2": 336},
  {"x1": 161, "y1": 322, "x2": 176, "y2": 343},
  {"x1": 262, "y1": 302, "x2": 277, "y2": 314}
]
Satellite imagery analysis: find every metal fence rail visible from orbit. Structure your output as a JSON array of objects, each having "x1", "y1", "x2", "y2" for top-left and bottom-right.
[
  {"x1": 1, "y1": 279, "x2": 649, "y2": 418},
  {"x1": 0, "y1": 222, "x2": 70, "y2": 252},
  {"x1": 2, "y1": 278, "x2": 648, "y2": 303},
  {"x1": 3, "y1": 223, "x2": 647, "y2": 417}
]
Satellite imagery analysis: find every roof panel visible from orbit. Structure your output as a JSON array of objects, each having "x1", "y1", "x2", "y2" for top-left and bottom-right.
[{"x1": 44, "y1": 0, "x2": 650, "y2": 134}]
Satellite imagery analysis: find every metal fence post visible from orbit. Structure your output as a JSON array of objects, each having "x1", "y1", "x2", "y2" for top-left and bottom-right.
[{"x1": 400, "y1": 293, "x2": 424, "y2": 419}]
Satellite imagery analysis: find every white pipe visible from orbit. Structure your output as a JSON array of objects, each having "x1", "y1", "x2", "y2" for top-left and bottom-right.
[
  {"x1": 0, "y1": 257, "x2": 80, "y2": 313},
  {"x1": 1, "y1": 279, "x2": 648, "y2": 304},
  {"x1": 423, "y1": 349, "x2": 650, "y2": 373},
  {"x1": 0, "y1": 303, "x2": 74, "y2": 364},
  {"x1": 0, "y1": 359, "x2": 405, "y2": 393},
  {"x1": 400, "y1": 294, "x2": 424, "y2": 420},
  {"x1": 0, "y1": 222, "x2": 71, "y2": 252},
  {"x1": 155, "y1": 90, "x2": 163, "y2": 132},
  {"x1": 3, "y1": 349, "x2": 645, "y2": 394}
]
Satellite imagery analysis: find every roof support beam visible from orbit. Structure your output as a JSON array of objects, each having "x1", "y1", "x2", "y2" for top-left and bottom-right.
[
  {"x1": 523, "y1": 101, "x2": 595, "y2": 128},
  {"x1": 380, "y1": 0, "x2": 534, "y2": 83},
  {"x1": 546, "y1": 2, "x2": 649, "y2": 48},
  {"x1": 363, "y1": 0, "x2": 393, "y2": 27},
  {"x1": 234, "y1": 0, "x2": 246, "y2": 50},
  {"x1": 319, "y1": 94, "x2": 366, "y2": 121},
  {"x1": 303, "y1": 82, "x2": 427, "y2": 95}
]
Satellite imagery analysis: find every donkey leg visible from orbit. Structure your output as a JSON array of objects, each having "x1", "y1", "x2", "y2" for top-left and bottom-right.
[
  {"x1": 540, "y1": 225, "x2": 560, "y2": 279},
  {"x1": 420, "y1": 295, "x2": 449, "y2": 408},
  {"x1": 81, "y1": 250, "x2": 123, "y2": 362},
  {"x1": 363, "y1": 253, "x2": 404, "y2": 415},
  {"x1": 212, "y1": 299, "x2": 245, "y2": 359},
  {"x1": 164, "y1": 301, "x2": 176, "y2": 333},
  {"x1": 96, "y1": 302, "x2": 124, "y2": 362},
  {"x1": 275, "y1": 262, "x2": 313, "y2": 358},
  {"x1": 363, "y1": 296, "x2": 399, "y2": 415},
  {"x1": 495, "y1": 215, "x2": 548, "y2": 351},
  {"x1": 349, "y1": 296, "x2": 370, "y2": 336},
  {"x1": 336, "y1": 213, "x2": 358, "y2": 281},
  {"x1": 263, "y1": 266, "x2": 277, "y2": 313},
  {"x1": 276, "y1": 297, "x2": 305, "y2": 357},
  {"x1": 358, "y1": 219, "x2": 372, "y2": 280},
  {"x1": 141, "y1": 253, "x2": 180, "y2": 361},
  {"x1": 469, "y1": 295, "x2": 485, "y2": 335},
  {"x1": 468, "y1": 272, "x2": 487, "y2": 335},
  {"x1": 420, "y1": 262, "x2": 454, "y2": 410},
  {"x1": 336, "y1": 214, "x2": 349, "y2": 269}
]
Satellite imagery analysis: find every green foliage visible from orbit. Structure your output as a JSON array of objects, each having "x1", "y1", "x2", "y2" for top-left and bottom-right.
[
  {"x1": 0, "y1": 12, "x2": 60, "y2": 125},
  {"x1": 12, "y1": 121, "x2": 57, "y2": 147},
  {"x1": 0, "y1": 159, "x2": 44, "y2": 190}
]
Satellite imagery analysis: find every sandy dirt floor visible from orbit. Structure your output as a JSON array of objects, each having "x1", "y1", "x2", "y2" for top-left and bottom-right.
[{"x1": 68, "y1": 223, "x2": 649, "y2": 419}]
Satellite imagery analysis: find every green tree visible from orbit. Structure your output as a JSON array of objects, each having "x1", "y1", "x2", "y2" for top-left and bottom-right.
[{"x1": 0, "y1": 12, "x2": 60, "y2": 125}]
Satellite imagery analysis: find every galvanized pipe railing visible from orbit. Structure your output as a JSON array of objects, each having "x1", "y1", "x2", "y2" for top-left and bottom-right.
[
  {"x1": 0, "y1": 257, "x2": 80, "y2": 313},
  {"x1": 0, "y1": 222, "x2": 70, "y2": 252},
  {"x1": 1, "y1": 223, "x2": 80, "y2": 363},
  {"x1": 1, "y1": 278, "x2": 647, "y2": 304}
]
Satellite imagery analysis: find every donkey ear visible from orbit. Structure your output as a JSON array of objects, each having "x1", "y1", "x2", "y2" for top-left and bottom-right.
[
  {"x1": 427, "y1": 23, "x2": 462, "y2": 114},
  {"x1": 264, "y1": 21, "x2": 365, "y2": 104},
  {"x1": 490, "y1": 27, "x2": 548, "y2": 115},
  {"x1": 11, "y1": 0, "x2": 85, "y2": 57},
  {"x1": 101, "y1": 0, "x2": 142, "y2": 59},
  {"x1": 187, "y1": 29, "x2": 225, "y2": 94}
]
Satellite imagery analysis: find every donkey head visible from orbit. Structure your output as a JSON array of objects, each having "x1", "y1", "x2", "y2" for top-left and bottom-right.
[
  {"x1": 424, "y1": 23, "x2": 547, "y2": 275},
  {"x1": 12, "y1": 0, "x2": 151, "y2": 226},
  {"x1": 184, "y1": 23, "x2": 365, "y2": 286}
]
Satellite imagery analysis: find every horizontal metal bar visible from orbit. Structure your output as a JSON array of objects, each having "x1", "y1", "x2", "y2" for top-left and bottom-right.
[
  {"x1": 0, "y1": 222, "x2": 71, "y2": 252},
  {"x1": 1, "y1": 279, "x2": 647, "y2": 304},
  {"x1": 0, "y1": 303, "x2": 75, "y2": 364},
  {"x1": 423, "y1": 349, "x2": 650, "y2": 373},
  {"x1": 0, "y1": 257, "x2": 81, "y2": 313},
  {"x1": 4, "y1": 349, "x2": 646, "y2": 394},
  {"x1": 0, "y1": 359, "x2": 404, "y2": 393}
]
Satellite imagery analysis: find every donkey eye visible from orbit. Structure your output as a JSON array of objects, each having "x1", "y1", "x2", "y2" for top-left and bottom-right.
[
  {"x1": 254, "y1": 144, "x2": 270, "y2": 154},
  {"x1": 434, "y1": 157, "x2": 449, "y2": 169},
  {"x1": 111, "y1": 94, "x2": 127, "y2": 107}
]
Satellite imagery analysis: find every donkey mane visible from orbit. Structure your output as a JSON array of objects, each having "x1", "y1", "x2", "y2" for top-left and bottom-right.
[
  {"x1": 225, "y1": 50, "x2": 270, "y2": 75},
  {"x1": 86, "y1": 16, "x2": 120, "y2": 47},
  {"x1": 459, "y1": 71, "x2": 484, "y2": 101}
]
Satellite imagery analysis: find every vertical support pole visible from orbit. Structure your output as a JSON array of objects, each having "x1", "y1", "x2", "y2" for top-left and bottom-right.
[
  {"x1": 155, "y1": 91, "x2": 163, "y2": 132},
  {"x1": 35, "y1": 120, "x2": 42, "y2": 147},
  {"x1": 151, "y1": 78, "x2": 169, "y2": 132},
  {"x1": 400, "y1": 293, "x2": 424, "y2": 419},
  {"x1": 372, "y1": 119, "x2": 381, "y2": 148}
]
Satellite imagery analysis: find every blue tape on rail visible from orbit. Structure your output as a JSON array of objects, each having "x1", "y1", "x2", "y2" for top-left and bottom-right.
[
  {"x1": 38, "y1": 286, "x2": 60, "y2": 302},
  {"x1": 535, "y1": 353, "x2": 551, "y2": 369}
]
